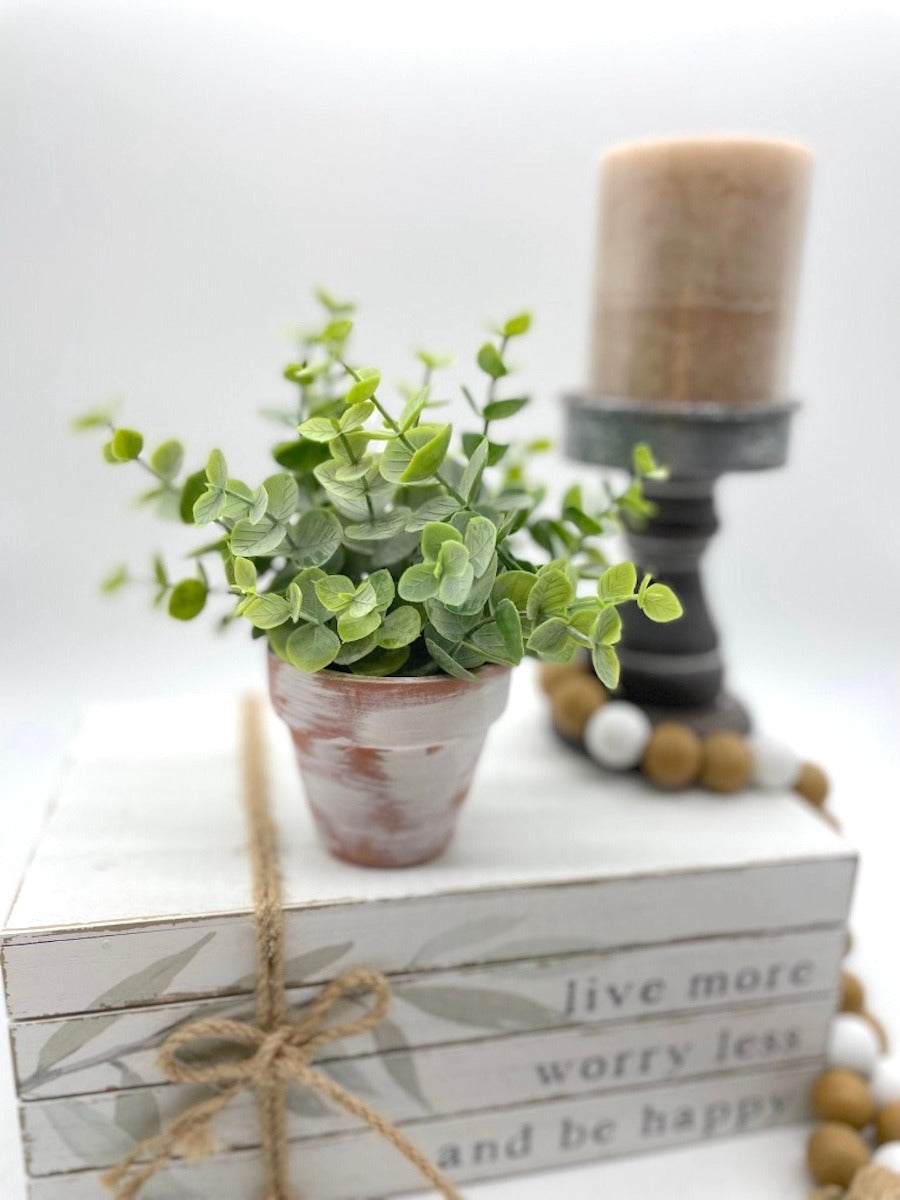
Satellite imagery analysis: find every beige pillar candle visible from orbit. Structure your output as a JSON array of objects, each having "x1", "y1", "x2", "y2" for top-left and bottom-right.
[{"x1": 589, "y1": 136, "x2": 813, "y2": 403}]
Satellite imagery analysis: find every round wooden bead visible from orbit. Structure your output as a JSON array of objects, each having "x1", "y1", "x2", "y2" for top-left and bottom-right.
[
  {"x1": 863, "y1": 1012, "x2": 890, "y2": 1054},
  {"x1": 795, "y1": 761, "x2": 831, "y2": 807},
  {"x1": 699, "y1": 732, "x2": 753, "y2": 793},
  {"x1": 550, "y1": 675, "x2": 607, "y2": 741},
  {"x1": 811, "y1": 1069, "x2": 876, "y2": 1128},
  {"x1": 584, "y1": 701, "x2": 652, "y2": 771},
  {"x1": 749, "y1": 734, "x2": 801, "y2": 789},
  {"x1": 641, "y1": 722, "x2": 703, "y2": 790},
  {"x1": 871, "y1": 1057, "x2": 900, "y2": 1110},
  {"x1": 872, "y1": 1141, "x2": 900, "y2": 1172},
  {"x1": 539, "y1": 661, "x2": 584, "y2": 697},
  {"x1": 827, "y1": 1014, "x2": 882, "y2": 1078},
  {"x1": 876, "y1": 1102, "x2": 900, "y2": 1146},
  {"x1": 807, "y1": 1123, "x2": 870, "y2": 1187},
  {"x1": 841, "y1": 971, "x2": 866, "y2": 1014}
]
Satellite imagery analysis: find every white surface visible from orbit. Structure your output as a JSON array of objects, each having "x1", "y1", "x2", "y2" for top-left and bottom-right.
[
  {"x1": 5, "y1": 682, "x2": 850, "y2": 933},
  {"x1": 2, "y1": 2, "x2": 898, "y2": 1197}
]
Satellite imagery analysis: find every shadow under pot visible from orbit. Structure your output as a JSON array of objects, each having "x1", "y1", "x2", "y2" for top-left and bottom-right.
[{"x1": 268, "y1": 655, "x2": 512, "y2": 868}]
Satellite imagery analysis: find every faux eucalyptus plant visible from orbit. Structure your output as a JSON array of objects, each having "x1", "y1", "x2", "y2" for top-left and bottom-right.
[{"x1": 75, "y1": 293, "x2": 681, "y2": 686}]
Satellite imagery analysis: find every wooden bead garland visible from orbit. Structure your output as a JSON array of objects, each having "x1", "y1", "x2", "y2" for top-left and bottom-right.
[{"x1": 538, "y1": 667, "x2": 899, "y2": 1196}]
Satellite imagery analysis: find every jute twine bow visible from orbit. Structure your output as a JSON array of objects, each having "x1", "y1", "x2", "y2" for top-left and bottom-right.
[{"x1": 102, "y1": 694, "x2": 463, "y2": 1200}]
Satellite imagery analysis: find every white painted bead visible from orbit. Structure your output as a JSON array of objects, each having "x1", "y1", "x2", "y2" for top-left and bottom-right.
[
  {"x1": 872, "y1": 1056, "x2": 900, "y2": 1109},
  {"x1": 749, "y1": 735, "x2": 802, "y2": 789},
  {"x1": 827, "y1": 1013, "x2": 882, "y2": 1077},
  {"x1": 872, "y1": 1141, "x2": 900, "y2": 1173},
  {"x1": 584, "y1": 701, "x2": 652, "y2": 771}
]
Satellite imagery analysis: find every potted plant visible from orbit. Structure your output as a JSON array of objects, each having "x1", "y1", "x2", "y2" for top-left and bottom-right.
[{"x1": 75, "y1": 292, "x2": 681, "y2": 867}]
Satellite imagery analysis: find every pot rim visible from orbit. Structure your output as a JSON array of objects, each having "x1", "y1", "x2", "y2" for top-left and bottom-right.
[{"x1": 266, "y1": 648, "x2": 512, "y2": 688}]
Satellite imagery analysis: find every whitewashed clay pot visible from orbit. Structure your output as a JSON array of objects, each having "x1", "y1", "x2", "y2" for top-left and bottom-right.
[{"x1": 268, "y1": 656, "x2": 512, "y2": 868}]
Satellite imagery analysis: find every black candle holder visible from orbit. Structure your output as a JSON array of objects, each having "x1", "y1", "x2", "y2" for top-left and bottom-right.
[{"x1": 563, "y1": 394, "x2": 799, "y2": 734}]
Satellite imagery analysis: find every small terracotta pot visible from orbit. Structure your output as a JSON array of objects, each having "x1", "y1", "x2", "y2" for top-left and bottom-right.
[{"x1": 267, "y1": 655, "x2": 512, "y2": 868}]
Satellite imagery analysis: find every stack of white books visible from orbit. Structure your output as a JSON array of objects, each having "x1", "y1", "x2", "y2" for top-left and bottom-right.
[{"x1": 2, "y1": 672, "x2": 855, "y2": 1199}]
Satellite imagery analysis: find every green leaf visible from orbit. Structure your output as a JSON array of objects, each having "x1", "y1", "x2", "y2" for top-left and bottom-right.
[
  {"x1": 425, "y1": 637, "x2": 477, "y2": 681},
  {"x1": 564, "y1": 506, "x2": 605, "y2": 536},
  {"x1": 459, "y1": 435, "x2": 489, "y2": 502},
  {"x1": 321, "y1": 318, "x2": 353, "y2": 343},
  {"x1": 443, "y1": 552, "x2": 496, "y2": 616},
  {"x1": 110, "y1": 428, "x2": 143, "y2": 461},
  {"x1": 633, "y1": 442, "x2": 665, "y2": 478},
  {"x1": 399, "y1": 388, "x2": 429, "y2": 432},
  {"x1": 285, "y1": 623, "x2": 341, "y2": 672},
  {"x1": 350, "y1": 646, "x2": 411, "y2": 676},
  {"x1": 152, "y1": 555, "x2": 168, "y2": 588},
  {"x1": 422, "y1": 521, "x2": 463, "y2": 562},
  {"x1": 339, "y1": 401, "x2": 375, "y2": 432},
  {"x1": 247, "y1": 485, "x2": 269, "y2": 524},
  {"x1": 297, "y1": 416, "x2": 340, "y2": 442},
  {"x1": 315, "y1": 574, "x2": 355, "y2": 613},
  {"x1": 493, "y1": 597, "x2": 524, "y2": 661},
  {"x1": 368, "y1": 569, "x2": 395, "y2": 610},
  {"x1": 344, "y1": 510, "x2": 411, "y2": 542},
  {"x1": 334, "y1": 633, "x2": 378, "y2": 664},
  {"x1": 595, "y1": 605, "x2": 622, "y2": 645},
  {"x1": 469, "y1": 618, "x2": 516, "y2": 666},
  {"x1": 101, "y1": 440, "x2": 119, "y2": 463},
  {"x1": 461, "y1": 433, "x2": 508, "y2": 465},
  {"x1": 243, "y1": 593, "x2": 291, "y2": 630},
  {"x1": 272, "y1": 439, "x2": 331, "y2": 473},
  {"x1": 377, "y1": 606, "x2": 422, "y2": 649},
  {"x1": 482, "y1": 397, "x2": 528, "y2": 421},
  {"x1": 463, "y1": 516, "x2": 496, "y2": 577},
  {"x1": 149, "y1": 439, "x2": 183, "y2": 481},
  {"x1": 345, "y1": 369, "x2": 380, "y2": 405},
  {"x1": 288, "y1": 581, "x2": 303, "y2": 622},
  {"x1": 438, "y1": 540, "x2": 470, "y2": 578},
  {"x1": 417, "y1": 350, "x2": 454, "y2": 371},
  {"x1": 398, "y1": 562, "x2": 439, "y2": 602},
  {"x1": 179, "y1": 470, "x2": 208, "y2": 524},
  {"x1": 438, "y1": 561, "x2": 475, "y2": 608},
  {"x1": 405, "y1": 496, "x2": 461, "y2": 531},
  {"x1": 314, "y1": 287, "x2": 355, "y2": 315},
  {"x1": 263, "y1": 473, "x2": 300, "y2": 522},
  {"x1": 501, "y1": 312, "x2": 532, "y2": 338},
  {"x1": 230, "y1": 517, "x2": 286, "y2": 557},
  {"x1": 290, "y1": 567, "x2": 332, "y2": 623},
  {"x1": 637, "y1": 581, "x2": 683, "y2": 622},
  {"x1": 400, "y1": 423, "x2": 452, "y2": 483},
  {"x1": 476, "y1": 342, "x2": 507, "y2": 379},
  {"x1": 526, "y1": 617, "x2": 574, "y2": 660},
  {"x1": 592, "y1": 643, "x2": 620, "y2": 689},
  {"x1": 206, "y1": 448, "x2": 228, "y2": 488},
  {"x1": 526, "y1": 567, "x2": 574, "y2": 621},
  {"x1": 233, "y1": 556, "x2": 257, "y2": 592},
  {"x1": 338, "y1": 609, "x2": 382, "y2": 642},
  {"x1": 347, "y1": 579, "x2": 378, "y2": 618},
  {"x1": 290, "y1": 508, "x2": 342, "y2": 567},
  {"x1": 598, "y1": 562, "x2": 638, "y2": 603},
  {"x1": 168, "y1": 579, "x2": 207, "y2": 621},
  {"x1": 491, "y1": 570, "x2": 536, "y2": 612},
  {"x1": 101, "y1": 564, "x2": 129, "y2": 594},
  {"x1": 71, "y1": 407, "x2": 113, "y2": 431},
  {"x1": 425, "y1": 601, "x2": 476, "y2": 641}
]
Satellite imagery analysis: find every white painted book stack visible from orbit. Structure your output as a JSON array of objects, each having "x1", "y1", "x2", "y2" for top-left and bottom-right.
[{"x1": 2, "y1": 669, "x2": 856, "y2": 1199}]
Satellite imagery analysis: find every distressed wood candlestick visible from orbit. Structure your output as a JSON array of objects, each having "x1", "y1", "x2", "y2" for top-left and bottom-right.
[{"x1": 563, "y1": 394, "x2": 798, "y2": 731}]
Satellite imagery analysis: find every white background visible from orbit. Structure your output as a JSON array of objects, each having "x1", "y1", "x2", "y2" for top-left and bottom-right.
[{"x1": 1, "y1": 1, "x2": 898, "y2": 1196}]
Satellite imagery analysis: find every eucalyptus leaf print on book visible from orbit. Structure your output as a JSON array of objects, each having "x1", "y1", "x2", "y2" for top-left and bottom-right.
[{"x1": 28, "y1": 933, "x2": 215, "y2": 1086}]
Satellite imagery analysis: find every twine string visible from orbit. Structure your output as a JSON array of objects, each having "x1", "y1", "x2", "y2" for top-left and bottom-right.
[{"x1": 101, "y1": 694, "x2": 463, "y2": 1200}]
